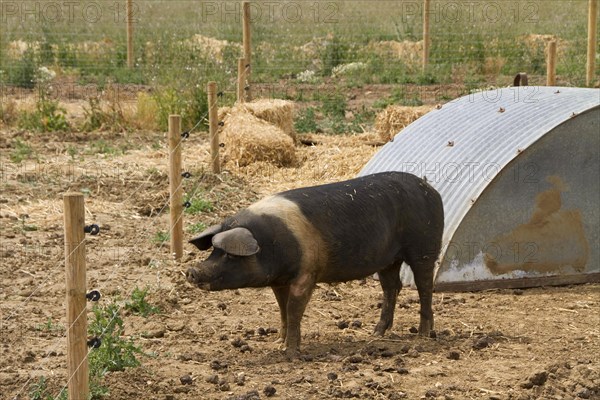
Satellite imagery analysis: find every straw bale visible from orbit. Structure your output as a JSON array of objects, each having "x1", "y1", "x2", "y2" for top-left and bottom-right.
[
  {"x1": 295, "y1": 34, "x2": 334, "y2": 69},
  {"x1": 7, "y1": 40, "x2": 40, "y2": 58},
  {"x1": 368, "y1": 40, "x2": 423, "y2": 68},
  {"x1": 222, "y1": 109, "x2": 296, "y2": 167},
  {"x1": 184, "y1": 34, "x2": 241, "y2": 62},
  {"x1": 375, "y1": 105, "x2": 433, "y2": 141},
  {"x1": 483, "y1": 56, "x2": 507, "y2": 75},
  {"x1": 522, "y1": 34, "x2": 569, "y2": 58},
  {"x1": 296, "y1": 34, "x2": 334, "y2": 58},
  {"x1": 240, "y1": 99, "x2": 295, "y2": 140},
  {"x1": 8, "y1": 39, "x2": 114, "y2": 61}
]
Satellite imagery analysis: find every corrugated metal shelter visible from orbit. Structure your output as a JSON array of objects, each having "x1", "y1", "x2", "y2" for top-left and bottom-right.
[{"x1": 360, "y1": 86, "x2": 600, "y2": 291}]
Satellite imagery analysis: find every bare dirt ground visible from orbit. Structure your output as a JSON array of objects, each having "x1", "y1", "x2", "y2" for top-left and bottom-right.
[{"x1": 1, "y1": 98, "x2": 599, "y2": 400}]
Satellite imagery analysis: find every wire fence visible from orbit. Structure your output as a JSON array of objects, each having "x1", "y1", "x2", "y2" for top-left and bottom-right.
[{"x1": 1, "y1": 1, "x2": 596, "y2": 101}]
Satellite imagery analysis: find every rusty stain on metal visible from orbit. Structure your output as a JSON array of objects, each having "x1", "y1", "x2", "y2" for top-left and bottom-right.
[{"x1": 484, "y1": 176, "x2": 590, "y2": 274}]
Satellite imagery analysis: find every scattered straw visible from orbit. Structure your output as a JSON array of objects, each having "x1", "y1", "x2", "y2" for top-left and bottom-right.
[
  {"x1": 374, "y1": 105, "x2": 433, "y2": 142},
  {"x1": 231, "y1": 133, "x2": 380, "y2": 196},
  {"x1": 221, "y1": 107, "x2": 296, "y2": 168}
]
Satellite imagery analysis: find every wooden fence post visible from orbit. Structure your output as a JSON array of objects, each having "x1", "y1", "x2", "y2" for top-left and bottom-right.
[
  {"x1": 587, "y1": 0, "x2": 598, "y2": 87},
  {"x1": 547, "y1": 40, "x2": 557, "y2": 86},
  {"x1": 422, "y1": 0, "x2": 431, "y2": 72},
  {"x1": 237, "y1": 58, "x2": 246, "y2": 103},
  {"x1": 64, "y1": 193, "x2": 89, "y2": 400},
  {"x1": 243, "y1": 1, "x2": 252, "y2": 101},
  {"x1": 168, "y1": 115, "x2": 183, "y2": 260},
  {"x1": 126, "y1": 0, "x2": 134, "y2": 68},
  {"x1": 207, "y1": 82, "x2": 221, "y2": 174}
]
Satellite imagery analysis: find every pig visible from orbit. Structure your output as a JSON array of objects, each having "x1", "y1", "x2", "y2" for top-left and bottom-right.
[{"x1": 186, "y1": 171, "x2": 444, "y2": 357}]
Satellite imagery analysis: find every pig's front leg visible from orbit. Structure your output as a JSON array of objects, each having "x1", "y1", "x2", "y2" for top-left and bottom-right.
[
  {"x1": 284, "y1": 274, "x2": 316, "y2": 357},
  {"x1": 271, "y1": 285, "x2": 290, "y2": 342}
]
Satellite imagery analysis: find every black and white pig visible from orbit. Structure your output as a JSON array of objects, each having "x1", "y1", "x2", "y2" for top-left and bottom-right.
[{"x1": 186, "y1": 171, "x2": 444, "y2": 356}]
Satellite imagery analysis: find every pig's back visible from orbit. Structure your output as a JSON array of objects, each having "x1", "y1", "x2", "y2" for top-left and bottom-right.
[{"x1": 280, "y1": 171, "x2": 443, "y2": 281}]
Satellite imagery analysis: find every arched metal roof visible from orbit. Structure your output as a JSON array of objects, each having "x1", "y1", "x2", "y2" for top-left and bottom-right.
[{"x1": 360, "y1": 86, "x2": 600, "y2": 276}]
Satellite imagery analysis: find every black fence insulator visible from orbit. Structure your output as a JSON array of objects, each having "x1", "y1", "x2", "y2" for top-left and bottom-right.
[
  {"x1": 218, "y1": 121, "x2": 224, "y2": 126},
  {"x1": 217, "y1": 91, "x2": 224, "y2": 97},
  {"x1": 84, "y1": 224, "x2": 100, "y2": 235},
  {"x1": 181, "y1": 172, "x2": 192, "y2": 179},
  {"x1": 513, "y1": 72, "x2": 528, "y2": 87},
  {"x1": 219, "y1": 143, "x2": 225, "y2": 148},
  {"x1": 181, "y1": 131, "x2": 190, "y2": 139},
  {"x1": 183, "y1": 201, "x2": 192, "y2": 208},
  {"x1": 87, "y1": 337, "x2": 102, "y2": 349},
  {"x1": 86, "y1": 290, "x2": 101, "y2": 302}
]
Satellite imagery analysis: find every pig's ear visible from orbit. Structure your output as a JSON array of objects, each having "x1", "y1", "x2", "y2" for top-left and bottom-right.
[
  {"x1": 189, "y1": 224, "x2": 223, "y2": 250},
  {"x1": 212, "y1": 227, "x2": 260, "y2": 256}
]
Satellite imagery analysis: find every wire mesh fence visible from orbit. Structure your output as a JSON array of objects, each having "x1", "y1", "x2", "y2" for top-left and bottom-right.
[{"x1": 1, "y1": 0, "x2": 595, "y2": 90}]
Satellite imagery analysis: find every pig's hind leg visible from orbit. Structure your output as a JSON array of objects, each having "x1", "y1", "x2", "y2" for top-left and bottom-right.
[
  {"x1": 409, "y1": 260, "x2": 435, "y2": 336},
  {"x1": 374, "y1": 261, "x2": 403, "y2": 336},
  {"x1": 271, "y1": 285, "x2": 290, "y2": 342}
]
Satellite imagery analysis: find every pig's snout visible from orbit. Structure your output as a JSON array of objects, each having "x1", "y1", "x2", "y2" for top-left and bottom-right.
[
  {"x1": 186, "y1": 266, "x2": 212, "y2": 290},
  {"x1": 186, "y1": 267, "x2": 201, "y2": 284}
]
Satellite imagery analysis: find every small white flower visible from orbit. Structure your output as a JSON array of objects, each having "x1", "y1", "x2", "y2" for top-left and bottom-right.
[
  {"x1": 37, "y1": 66, "x2": 56, "y2": 83},
  {"x1": 332, "y1": 62, "x2": 367, "y2": 78},
  {"x1": 297, "y1": 70, "x2": 317, "y2": 83}
]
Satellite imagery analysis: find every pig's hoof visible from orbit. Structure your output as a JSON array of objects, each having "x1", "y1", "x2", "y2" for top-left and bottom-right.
[
  {"x1": 273, "y1": 339, "x2": 286, "y2": 351},
  {"x1": 418, "y1": 320, "x2": 434, "y2": 337},
  {"x1": 284, "y1": 348, "x2": 300, "y2": 360},
  {"x1": 373, "y1": 321, "x2": 389, "y2": 336}
]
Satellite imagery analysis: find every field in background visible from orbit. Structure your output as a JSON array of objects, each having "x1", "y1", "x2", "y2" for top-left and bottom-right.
[{"x1": 1, "y1": 0, "x2": 596, "y2": 132}]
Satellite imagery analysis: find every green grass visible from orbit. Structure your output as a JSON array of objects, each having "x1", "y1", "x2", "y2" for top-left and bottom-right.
[
  {"x1": 29, "y1": 377, "x2": 67, "y2": 400},
  {"x1": 17, "y1": 95, "x2": 69, "y2": 132},
  {"x1": 35, "y1": 318, "x2": 64, "y2": 332},
  {"x1": 87, "y1": 139, "x2": 129, "y2": 155},
  {"x1": 88, "y1": 301, "x2": 144, "y2": 398},
  {"x1": 374, "y1": 86, "x2": 425, "y2": 109},
  {"x1": 10, "y1": 138, "x2": 34, "y2": 163},
  {"x1": 184, "y1": 196, "x2": 214, "y2": 214},
  {"x1": 153, "y1": 230, "x2": 170, "y2": 244},
  {"x1": 125, "y1": 287, "x2": 160, "y2": 317},
  {"x1": 294, "y1": 107, "x2": 318, "y2": 133},
  {"x1": 187, "y1": 221, "x2": 208, "y2": 234},
  {"x1": 29, "y1": 299, "x2": 146, "y2": 399}
]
